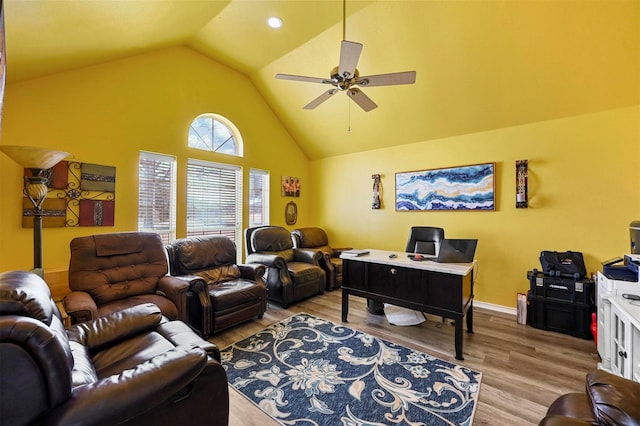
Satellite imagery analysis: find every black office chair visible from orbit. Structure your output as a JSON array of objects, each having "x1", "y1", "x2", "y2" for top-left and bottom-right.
[
  {"x1": 405, "y1": 226, "x2": 449, "y2": 325},
  {"x1": 405, "y1": 226, "x2": 445, "y2": 255}
]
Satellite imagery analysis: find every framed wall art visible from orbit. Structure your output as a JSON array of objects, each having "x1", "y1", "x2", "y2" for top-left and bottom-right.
[
  {"x1": 395, "y1": 162, "x2": 495, "y2": 211},
  {"x1": 281, "y1": 176, "x2": 300, "y2": 197}
]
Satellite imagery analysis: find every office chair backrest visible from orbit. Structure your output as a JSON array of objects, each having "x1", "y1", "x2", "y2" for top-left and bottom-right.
[{"x1": 405, "y1": 226, "x2": 445, "y2": 255}]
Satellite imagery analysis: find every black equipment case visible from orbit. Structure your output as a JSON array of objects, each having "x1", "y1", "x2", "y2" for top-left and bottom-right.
[{"x1": 526, "y1": 270, "x2": 595, "y2": 340}]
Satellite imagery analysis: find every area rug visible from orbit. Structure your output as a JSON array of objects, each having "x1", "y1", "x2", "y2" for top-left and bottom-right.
[{"x1": 220, "y1": 313, "x2": 482, "y2": 425}]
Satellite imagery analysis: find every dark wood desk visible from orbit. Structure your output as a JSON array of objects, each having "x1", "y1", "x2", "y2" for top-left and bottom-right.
[{"x1": 341, "y1": 249, "x2": 476, "y2": 360}]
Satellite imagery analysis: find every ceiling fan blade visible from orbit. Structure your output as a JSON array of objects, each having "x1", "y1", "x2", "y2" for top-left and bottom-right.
[
  {"x1": 303, "y1": 89, "x2": 338, "y2": 110},
  {"x1": 346, "y1": 88, "x2": 377, "y2": 112},
  {"x1": 276, "y1": 73, "x2": 330, "y2": 84},
  {"x1": 355, "y1": 71, "x2": 417, "y2": 87},
  {"x1": 338, "y1": 40, "x2": 363, "y2": 79}
]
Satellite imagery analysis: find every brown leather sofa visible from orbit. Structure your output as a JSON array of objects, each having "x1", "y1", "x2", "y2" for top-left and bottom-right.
[
  {"x1": 539, "y1": 369, "x2": 640, "y2": 425},
  {"x1": 0, "y1": 270, "x2": 229, "y2": 426},
  {"x1": 245, "y1": 226, "x2": 325, "y2": 308},
  {"x1": 166, "y1": 235, "x2": 267, "y2": 337},
  {"x1": 64, "y1": 232, "x2": 189, "y2": 324},
  {"x1": 291, "y1": 227, "x2": 351, "y2": 291}
]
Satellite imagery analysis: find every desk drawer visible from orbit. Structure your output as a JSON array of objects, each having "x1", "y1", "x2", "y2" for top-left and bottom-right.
[{"x1": 367, "y1": 263, "x2": 424, "y2": 301}]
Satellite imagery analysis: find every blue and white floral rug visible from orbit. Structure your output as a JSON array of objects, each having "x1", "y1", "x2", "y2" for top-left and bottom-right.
[{"x1": 221, "y1": 313, "x2": 482, "y2": 425}]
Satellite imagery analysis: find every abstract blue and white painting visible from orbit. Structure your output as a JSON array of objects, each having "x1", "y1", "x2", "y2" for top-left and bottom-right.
[{"x1": 395, "y1": 163, "x2": 495, "y2": 211}]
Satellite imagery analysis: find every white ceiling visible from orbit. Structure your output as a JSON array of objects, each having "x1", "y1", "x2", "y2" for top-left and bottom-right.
[{"x1": 4, "y1": 0, "x2": 639, "y2": 159}]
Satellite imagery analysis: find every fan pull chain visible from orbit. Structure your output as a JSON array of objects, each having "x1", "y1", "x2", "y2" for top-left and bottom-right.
[{"x1": 348, "y1": 99, "x2": 352, "y2": 133}]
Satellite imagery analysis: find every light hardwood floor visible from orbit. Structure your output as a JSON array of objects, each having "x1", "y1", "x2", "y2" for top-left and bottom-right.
[{"x1": 208, "y1": 290, "x2": 599, "y2": 426}]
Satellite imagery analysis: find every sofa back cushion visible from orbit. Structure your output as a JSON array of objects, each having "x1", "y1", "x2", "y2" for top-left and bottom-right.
[
  {"x1": 292, "y1": 227, "x2": 332, "y2": 252},
  {"x1": 69, "y1": 232, "x2": 168, "y2": 305},
  {"x1": 170, "y1": 235, "x2": 237, "y2": 274},
  {"x1": 251, "y1": 227, "x2": 294, "y2": 262}
]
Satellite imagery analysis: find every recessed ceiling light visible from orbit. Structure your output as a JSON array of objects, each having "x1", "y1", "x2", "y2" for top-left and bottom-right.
[{"x1": 267, "y1": 16, "x2": 283, "y2": 29}]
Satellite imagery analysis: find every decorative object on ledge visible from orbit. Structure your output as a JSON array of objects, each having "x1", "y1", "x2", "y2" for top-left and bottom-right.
[
  {"x1": 395, "y1": 162, "x2": 495, "y2": 211},
  {"x1": 281, "y1": 175, "x2": 300, "y2": 197},
  {"x1": 285, "y1": 201, "x2": 298, "y2": 225},
  {"x1": 1, "y1": 145, "x2": 71, "y2": 275},
  {"x1": 19, "y1": 160, "x2": 116, "y2": 227},
  {"x1": 516, "y1": 159, "x2": 528, "y2": 208},
  {"x1": 372, "y1": 173, "x2": 381, "y2": 209}
]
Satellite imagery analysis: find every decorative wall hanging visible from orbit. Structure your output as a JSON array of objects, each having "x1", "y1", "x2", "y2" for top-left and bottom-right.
[
  {"x1": 22, "y1": 160, "x2": 116, "y2": 227},
  {"x1": 516, "y1": 160, "x2": 528, "y2": 208},
  {"x1": 281, "y1": 176, "x2": 300, "y2": 197},
  {"x1": 395, "y1": 162, "x2": 495, "y2": 211},
  {"x1": 285, "y1": 201, "x2": 298, "y2": 225},
  {"x1": 371, "y1": 174, "x2": 381, "y2": 209}
]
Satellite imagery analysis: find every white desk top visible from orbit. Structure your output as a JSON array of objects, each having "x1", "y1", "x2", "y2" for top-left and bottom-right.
[
  {"x1": 610, "y1": 295, "x2": 640, "y2": 329},
  {"x1": 340, "y1": 249, "x2": 476, "y2": 276}
]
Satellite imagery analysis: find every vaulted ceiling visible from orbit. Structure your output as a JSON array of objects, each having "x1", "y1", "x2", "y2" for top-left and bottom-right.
[{"x1": 4, "y1": 0, "x2": 639, "y2": 159}]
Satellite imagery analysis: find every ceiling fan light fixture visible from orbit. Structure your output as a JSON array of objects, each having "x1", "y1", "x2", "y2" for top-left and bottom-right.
[{"x1": 267, "y1": 16, "x2": 283, "y2": 29}]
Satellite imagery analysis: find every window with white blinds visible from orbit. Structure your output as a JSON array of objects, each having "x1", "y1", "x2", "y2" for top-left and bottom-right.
[
  {"x1": 186, "y1": 159, "x2": 242, "y2": 244},
  {"x1": 249, "y1": 169, "x2": 269, "y2": 227},
  {"x1": 138, "y1": 151, "x2": 176, "y2": 244}
]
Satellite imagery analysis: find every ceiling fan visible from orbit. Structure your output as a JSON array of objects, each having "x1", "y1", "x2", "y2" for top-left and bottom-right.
[{"x1": 275, "y1": 2, "x2": 416, "y2": 112}]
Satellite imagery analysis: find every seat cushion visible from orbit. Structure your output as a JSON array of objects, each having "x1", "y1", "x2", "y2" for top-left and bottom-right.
[
  {"x1": 287, "y1": 262, "x2": 324, "y2": 284},
  {"x1": 196, "y1": 265, "x2": 241, "y2": 284},
  {"x1": 209, "y1": 279, "x2": 265, "y2": 311}
]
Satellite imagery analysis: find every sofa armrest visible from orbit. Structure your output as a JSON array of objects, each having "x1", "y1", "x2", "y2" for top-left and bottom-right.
[
  {"x1": 246, "y1": 253, "x2": 283, "y2": 268},
  {"x1": 293, "y1": 248, "x2": 322, "y2": 265},
  {"x1": 332, "y1": 247, "x2": 353, "y2": 257},
  {"x1": 157, "y1": 275, "x2": 190, "y2": 322},
  {"x1": 586, "y1": 369, "x2": 640, "y2": 425},
  {"x1": 46, "y1": 344, "x2": 207, "y2": 426},
  {"x1": 63, "y1": 291, "x2": 98, "y2": 324},
  {"x1": 66, "y1": 303, "x2": 163, "y2": 351},
  {"x1": 238, "y1": 263, "x2": 266, "y2": 282}
]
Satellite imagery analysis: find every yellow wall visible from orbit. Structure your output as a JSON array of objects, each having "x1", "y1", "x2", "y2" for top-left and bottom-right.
[
  {"x1": 0, "y1": 47, "x2": 311, "y2": 272},
  {"x1": 1, "y1": 45, "x2": 639, "y2": 309},
  {"x1": 310, "y1": 106, "x2": 640, "y2": 307}
]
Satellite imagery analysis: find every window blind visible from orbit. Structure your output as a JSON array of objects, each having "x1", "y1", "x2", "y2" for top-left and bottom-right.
[
  {"x1": 138, "y1": 151, "x2": 176, "y2": 244},
  {"x1": 249, "y1": 169, "x2": 269, "y2": 227}
]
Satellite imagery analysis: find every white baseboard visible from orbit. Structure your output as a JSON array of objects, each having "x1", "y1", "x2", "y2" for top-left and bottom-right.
[{"x1": 474, "y1": 300, "x2": 517, "y2": 317}]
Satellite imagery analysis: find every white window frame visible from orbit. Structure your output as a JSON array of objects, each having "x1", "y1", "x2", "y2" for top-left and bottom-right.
[
  {"x1": 137, "y1": 151, "x2": 177, "y2": 244},
  {"x1": 249, "y1": 168, "x2": 270, "y2": 227},
  {"x1": 188, "y1": 113, "x2": 244, "y2": 157}
]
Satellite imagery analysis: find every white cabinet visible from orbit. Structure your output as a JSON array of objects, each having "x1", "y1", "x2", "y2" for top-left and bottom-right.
[
  {"x1": 604, "y1": 295, "x2": 640, "y2": 382},
  {"x1": 596, "y1": 271, "x2": 640, "y2": 371}
]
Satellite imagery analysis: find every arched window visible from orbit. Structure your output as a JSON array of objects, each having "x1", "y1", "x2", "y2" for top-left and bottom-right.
[{"x1": 188, "y1": 114, "x2": 243, "y2": 156}]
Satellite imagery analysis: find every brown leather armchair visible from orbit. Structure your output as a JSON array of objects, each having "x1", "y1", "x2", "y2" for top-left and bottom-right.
[
  {"x1": 0, "y1": 270, "x2": 229, "y2": 426},
  {"x1": 539, "y1": 369, "x2": 640, "y2": 425},
  {"x1": 291, "y1": 227, "x2": 351, "y2": 291},
  {"x1": 64, "y1": 232, "x2": 189, "y2": 324},
  {"x1": 166, "y1": 235, "x2": 267, "y2": 337},
  {"x1": 245, "y1": 226, "x2": 325, "y2": 308}
]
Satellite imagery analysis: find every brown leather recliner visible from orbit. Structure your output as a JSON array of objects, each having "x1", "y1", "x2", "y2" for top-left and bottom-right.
[
  {"x1": 291, "y1": 227, "x2": 351, "y2": 291},
  {"x1": 166, "y1": 235, "x2": 267, "y2": 337},
  {"x1": 539, "y1": 369, "x2": 640, "y2": 425},
  {"x1": 64, "y1": 232, "x2": 189, "y2": 324},
  {"x1": 245, "y1": 226, "x2": 325, "y2": 308},
  {"x1": 0, "y1": 270, "x2": 229, "y2": 426}
]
